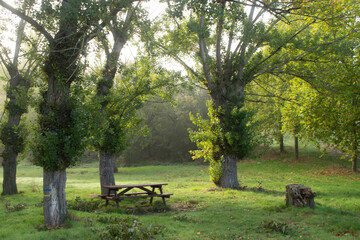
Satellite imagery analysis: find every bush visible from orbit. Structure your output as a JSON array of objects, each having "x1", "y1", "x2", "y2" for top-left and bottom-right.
[
  {"x1": 93, "y1": 216, "x2": 162, "y2": 240},
  {"x1": 4, "y1": 201, "x2": 26, "y2": 212},
  {"x1": 261, "y1": 220, "x2": 292, "y2": 235},
  {"x1": 173, "y1": 214, "x2": 192, "y2": 222},
  {"x1": 68, "y1": 197, "x2": 103, "y2": 212}
]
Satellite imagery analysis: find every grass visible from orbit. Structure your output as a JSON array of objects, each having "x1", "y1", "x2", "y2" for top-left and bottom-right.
[{"x1": 0, "y1": 146, "x2": 359, "y2": 239}]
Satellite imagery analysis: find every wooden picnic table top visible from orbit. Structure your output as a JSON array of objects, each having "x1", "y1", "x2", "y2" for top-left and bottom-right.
[{"x1": 103, "y1": 183, "x2": 168, "y2": 190}]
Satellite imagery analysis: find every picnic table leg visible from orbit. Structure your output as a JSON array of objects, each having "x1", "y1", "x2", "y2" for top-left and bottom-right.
[
  {"x1": 105, "y1": 189, "x2": 111, "y2": 206},
  {"x1": 150, "y1": 187, "x2": 155, "y2": 204},
  {"x1": 159, "y1": 186, "x2": 166, "y2": 206}
]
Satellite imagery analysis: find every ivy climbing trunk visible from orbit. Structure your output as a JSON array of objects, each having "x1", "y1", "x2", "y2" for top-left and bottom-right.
[
  {"x1": 0, "y1": 19, "x2": 30, "y2": 196},
  {"x1": 1, "y1": 95, "x2": 25, "y2": 196},
  {"x1": 43, "y1": 169, "x2": 67, "y2": 226},
  {"x1": 99, "y1": 151, "x2": 116, "y2": 195},
  {"x1": 38, "y1": 0, "x2": 85, "y2": 227},
  {"x1": 217, "y1": 155, "x2": 239, "y2": 188},
  {"x1": 2, "y1": 145, "x2": 18, "y2": 195},
  {"x1": 208, "y1": 89, "x2": 244, "y2": 189},
  {"x1": 94, "y1": 10, "x2": 133, "y2": 194}
]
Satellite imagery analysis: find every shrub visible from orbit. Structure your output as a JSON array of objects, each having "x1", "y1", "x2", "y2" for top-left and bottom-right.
[
  {"x1": 93, "y1": 216, "x2": 162, "y2": 240},
  {"x1": 261, "y1": 220, "x2": 292, "y2": 235},
  {"x1": 4, "y1": 201, "x2": 26, "y2": 212},
  {"x1": 68, "y1": 197, "x2": 102, "y2": 212},
  {"x1": 173, "y1": 214, "x2": 192, "y2": 222}
]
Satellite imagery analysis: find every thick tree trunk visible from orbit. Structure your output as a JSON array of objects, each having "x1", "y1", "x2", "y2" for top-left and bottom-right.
[
  {"x1": 99, "y1": 151, "x2": 116, "y2": 195},
  {"x1": 285, "y1": 184, "x2": 316, "y2": 208},
  {"x1": 216, "y1": 155, "x2": 240, "y2": 189},
  {"x1": 294, "y1": 136, "x2": 299, "y2": 160},
  {"x1": 43, "y1": 169, "x2": 67, "y2": 227},
  {"x1": 2, "y1": 147, "x2": 18, "y2": 195}
]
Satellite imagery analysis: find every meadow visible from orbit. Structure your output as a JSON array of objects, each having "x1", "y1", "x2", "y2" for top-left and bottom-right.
[{"x1": 0, "y1": 146, "x2": 359, "y2": 239}]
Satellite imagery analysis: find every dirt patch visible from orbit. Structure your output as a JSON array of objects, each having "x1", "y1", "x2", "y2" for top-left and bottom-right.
[
  {"x1": 313, "y1": 165, "x2": 354, "y2": 176},
  {"x1": 170, "y1": 200, "x2": 205, "y2": 212}
]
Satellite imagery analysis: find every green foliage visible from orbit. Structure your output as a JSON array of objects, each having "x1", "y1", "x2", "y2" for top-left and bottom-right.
[
  {"x1": 91, "y1": 57, "x2": 178, "y2": 155},
  {"x1": 5, "y1": 85, "x2": 31, "y2": 115},
  {"x1": 173, "y1": 214, "x2": 193, "y2": 222},
  {"x1": 4, "y1": 201, "x2": 26, "y2": 212},
  {"x1": 93, "y1": 216, "x2": 162, "y2": 240},
  {"x1": 189, "y1": 101, "x2": 253, "y2": 161},
  {"x1": 33, "y1": 97, "x2": 88, "y2": 171},
  {"x1": 189, "y1": 101, "x2": 253, "y2": 183},
  {"x1": 245, "y1": 73, "x2": 290, "y2": 148},
  {"x1": 67, "y1": 197, "x2": 103, "y2": 212},
  {"x1": 261, "y1": 220, "x2": 292, "y2": 235},
  {"x1": 0, "y1": 123, "x2": 27, "y2": 155}
]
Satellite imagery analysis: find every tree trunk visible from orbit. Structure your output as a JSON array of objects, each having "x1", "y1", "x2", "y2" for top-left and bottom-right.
[
  {"x1": 1, "y1": 115, "x2": 21, "y2": 196},
  {"x1": 99, "y1": 151, "x2": 116, "y2": 195},
  {"x1": 279, "y1": 133, "x2": 285, "y2": 154},
  {"x1": 294, "y1": 136, "x2": 299, "y2": 160},
  {"x1": 278, "y1": 116, "x2": 285, "y2": 153},
  {"x1": 216, "y1": 155, "x2": 240, "y2": 189},
  {"x1": 43, "y1": 169, "x2": 67, "y2": 227},
  {"x1": 285, "y1": 184, "x2": 316, "y2": 208},
  {"x1": 2, "y1": 147, "x2": 18, "y2": 195},
  {"x1": 351, "y1": 123, "x2": 358, "y2": 172},
  {"x1": 351, "y1": 154, "x2": 358, "y2": 172}
]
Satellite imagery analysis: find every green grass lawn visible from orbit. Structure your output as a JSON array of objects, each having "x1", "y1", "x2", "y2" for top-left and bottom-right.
[{"x1": 0, "y1": 147, "x2": 359, "y2": 239}]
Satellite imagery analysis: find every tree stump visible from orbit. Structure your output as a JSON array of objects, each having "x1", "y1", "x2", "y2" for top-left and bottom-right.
[{"x1": 285, "y1": 184, "x2": 316, "y2": 208}]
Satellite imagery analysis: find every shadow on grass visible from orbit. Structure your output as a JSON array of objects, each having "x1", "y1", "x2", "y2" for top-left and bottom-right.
[
  {"x1": 243, "y1": 187, "x2": 285, "y2": 197},
  {"x1": 316, "y1": 204, "x2": 359, "y2": 217},
  {"x1": 313, "y1": 190, "x2": 360, "y2": 199}
]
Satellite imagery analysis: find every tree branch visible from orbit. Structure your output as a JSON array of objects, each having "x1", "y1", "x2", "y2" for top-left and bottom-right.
[
  {"x1": 198, "y1": 15, "x2": 213, "y2": 87},
  {"x1": 0, "y1": 0, "x2": 54, "y2": 44}
]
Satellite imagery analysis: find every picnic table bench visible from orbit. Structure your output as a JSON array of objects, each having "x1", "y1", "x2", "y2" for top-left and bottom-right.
[{"x1": 100, "y1": 183, "x2": 173, "y2": 208}]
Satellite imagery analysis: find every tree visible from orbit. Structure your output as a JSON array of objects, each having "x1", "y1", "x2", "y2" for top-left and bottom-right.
[
  {"x1": 0, "y1": 0, "x2": 127, "y2": 227},
  {"x1": 86, "y1": 3, "x2": 179, "y2": 194},
  {"x1": 92, "y1": 56, "x2": 177, "y2": 195},
  {"x1": 90, "y1": 1, "x2": 142, "y2": 195},
  {"x1": 279, "y1": 0, "x2": 360, "y2": 170},
  {"x1": 157, "y1": 0, "x2": 328, "y2": 188},
  {"x1": 0, "y1": 1, "x2": 39, "y2": 195},
  {"x1": 245, "y1": 74, "x2": 291, "y2": 154}
]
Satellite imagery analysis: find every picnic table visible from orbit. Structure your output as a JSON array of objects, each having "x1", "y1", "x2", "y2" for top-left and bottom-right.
[{"x1": 101, "y1": 183, "x2": 173, "y2": 208}]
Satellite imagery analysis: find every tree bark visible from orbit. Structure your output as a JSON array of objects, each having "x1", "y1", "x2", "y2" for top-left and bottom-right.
[
  {"x1": 285, "y1": 184, "x2": 316, "y2": 208},
  {"x1": 351, "y1": 120, "x2": 358, "y2": 172},
  {"x1": 99, "y1": 151, "x2": 116, "y2": 195},
  {"x1": 279, "y1": 133, "x2": 285, "y2": 153},
  {"x1": 43, "y1": 169, "x2": 67, "y2": 227},
  {"x1": 1, "y1": 114, "x2": 22, "y2": 195},
  {"x1": 351, "y1": 152, "x2": 358, "y2": 172},
  {"x1": 2, "y1": 147, "x2": 18, "y2": 195},
  {"x1": 216, "y1": 155, "x2": 240, "y2": 189},
  {"x1": 294, "y1": 136, "x2": 299, "y2": 160}
]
